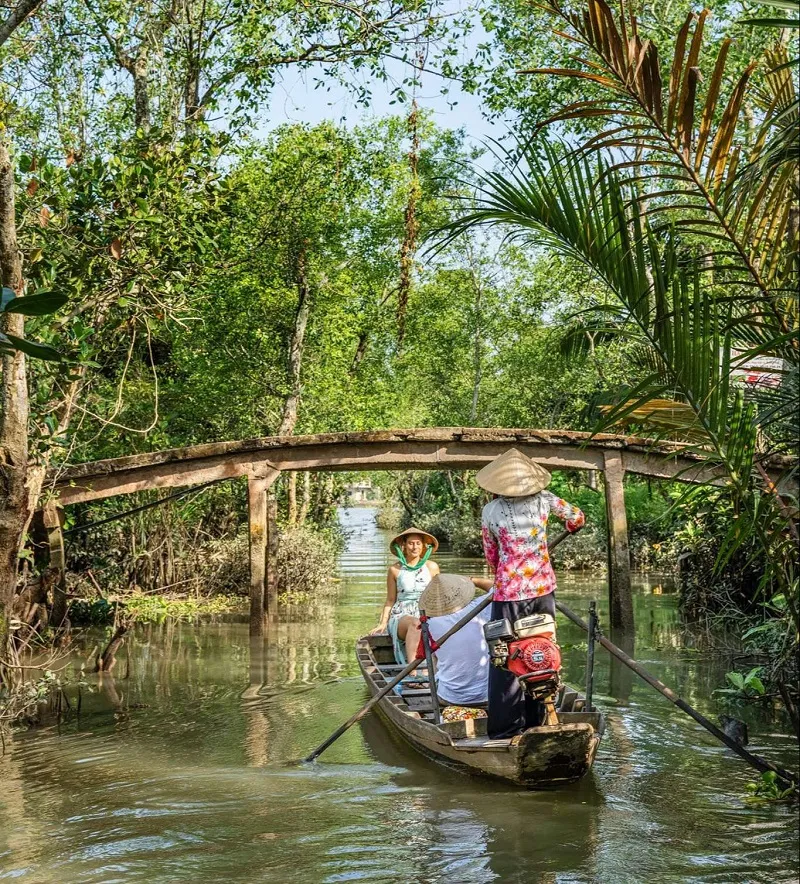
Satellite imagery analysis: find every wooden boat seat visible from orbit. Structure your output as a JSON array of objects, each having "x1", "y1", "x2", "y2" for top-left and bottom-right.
[
  {"x1": 356, "y1": 632, "x2": 604, "y2": 787},
  {"x1": 558, "y1": 689, "x2": 578, "y2": 712},
  {"x1": 367, "y1": 634, "x2": 397, "y2": 665},
  {"x1": 404, "y1": 694, "x2": 434, "y2": 713},
  {"x1": 440, "y1": 716, "x2": 488, "y2": 739}
]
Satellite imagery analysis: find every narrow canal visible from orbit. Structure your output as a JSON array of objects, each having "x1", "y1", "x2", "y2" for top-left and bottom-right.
[{"x1": 1, "y1": 507, "x2": 797, "y2": 882}]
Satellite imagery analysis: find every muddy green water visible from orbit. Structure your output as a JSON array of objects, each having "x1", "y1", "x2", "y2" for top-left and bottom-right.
[{"x1": 1, "y1": 507, "x2": 798, "y2": 883}]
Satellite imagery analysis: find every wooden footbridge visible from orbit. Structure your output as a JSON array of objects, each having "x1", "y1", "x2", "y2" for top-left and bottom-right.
[{"x1": 44, "y1": 427, "x2": 793, "y2": 636}]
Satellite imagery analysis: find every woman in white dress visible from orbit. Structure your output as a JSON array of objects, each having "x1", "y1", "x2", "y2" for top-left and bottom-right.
[{"x1": 371, "y1": 527, "x2": 440, "y2": 664}]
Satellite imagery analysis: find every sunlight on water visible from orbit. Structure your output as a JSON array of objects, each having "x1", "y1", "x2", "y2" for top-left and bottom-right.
[{"x1": 0, "y1": 506, "x2": 797, "y2": 883}]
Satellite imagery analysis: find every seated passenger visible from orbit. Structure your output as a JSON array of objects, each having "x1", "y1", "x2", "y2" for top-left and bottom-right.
[
  {"x1": 419, "y1": 574, "x2": 492, "y2": 708},
  {"x1": 370, "y1": 527, "x2": 439, "y2": 664}
]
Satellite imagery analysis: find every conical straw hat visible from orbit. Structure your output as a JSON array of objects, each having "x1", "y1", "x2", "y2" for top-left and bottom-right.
[
  {"x1": 475, "y1": 448, "x2": 551, "y2": 497},
  {"x1": 419, "y1": 574, "x2": 476, "y2": 618},
  {"x1": 389, "y1": 526, "x2": 439, "y2": 555}
]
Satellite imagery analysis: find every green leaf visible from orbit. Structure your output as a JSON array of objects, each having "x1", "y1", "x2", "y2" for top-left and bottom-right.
[
  {"x1": 742, "y1": 623, "x2": 773, "y2": 639},
  {"x1": 2, "y1": 334, "x2": 63, "y2": 361},
  {"x1": 740, "y1": 17, "x2": 800, "y2": 27},
  {"x1": 726, "y1": 671, "x2": 746, "y2": 690},
  {"x1": 1, "y1": 292, "x2": 68, "y2": 316}
]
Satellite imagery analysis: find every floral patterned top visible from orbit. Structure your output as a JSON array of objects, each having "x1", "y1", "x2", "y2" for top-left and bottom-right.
[{"x1": 481, "y1": 491, "x2": 585, "y2": 602}]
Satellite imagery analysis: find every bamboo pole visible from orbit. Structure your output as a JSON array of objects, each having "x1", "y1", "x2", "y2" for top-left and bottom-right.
[
  {"x1": 556, "y1": 599, "x2": 798, "y2": 790},
  {"x1": 584, "y1": 601, "x2": 597, "y2": 712},
  {"x1": 303, "y1": 531, "x2": 572, "y2": 763}
]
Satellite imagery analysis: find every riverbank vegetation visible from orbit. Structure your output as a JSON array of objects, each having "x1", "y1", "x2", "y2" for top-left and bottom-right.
[
  {"x1": 442, "y1": 0, "x2": 799, "y2": 715},
  {"x1": 0, "y1": 0, "x2": 797, "y2": 730}
]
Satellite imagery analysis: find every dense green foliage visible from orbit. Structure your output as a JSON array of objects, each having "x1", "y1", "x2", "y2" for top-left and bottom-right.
[
  {"x1": 443, "y1": 0, "x2": 799, "y2": 703},
  {"x1": 0, "y1": 0, "x2": 796, "y2": 725}
]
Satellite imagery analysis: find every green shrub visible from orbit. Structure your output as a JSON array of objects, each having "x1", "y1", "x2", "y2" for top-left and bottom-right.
[
  {"x1": 274, "y1": 525, "x2": 342, "y2": 604},
  {"x1": 123, "y1": 594, "x2": 242, "y2": 622},
  {"x1": 68, "y1": 598, "x2": 121, "y2": 626}
]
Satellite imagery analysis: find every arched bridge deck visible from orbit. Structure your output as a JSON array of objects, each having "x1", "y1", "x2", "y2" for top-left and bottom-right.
[
  {"x1": 45, "y1": 428, "x2": 794, "y2": 636},
  {"x1": 51, "y1": 427, "x2": 746, "y2": 505}
]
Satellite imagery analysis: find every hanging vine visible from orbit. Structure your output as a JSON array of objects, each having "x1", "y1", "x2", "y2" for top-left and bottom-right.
[{"x1": 397, "y1": 99, "x2": 421, "y2": 349}]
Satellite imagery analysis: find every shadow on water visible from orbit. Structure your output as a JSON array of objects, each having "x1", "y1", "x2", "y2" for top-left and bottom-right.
[
  {"x1": 357, "y1": 712, "x2": 606, "y2": 883},
  {"x1": 0, "y1": 505, "x2": 797, "y2": 883}
]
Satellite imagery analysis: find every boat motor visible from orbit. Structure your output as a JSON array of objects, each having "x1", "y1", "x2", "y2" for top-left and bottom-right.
[{"x1": 483, "y1": 613, "x2": 562, "y2": 725}]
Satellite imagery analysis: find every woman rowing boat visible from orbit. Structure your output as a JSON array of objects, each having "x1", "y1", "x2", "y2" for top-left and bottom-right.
[{"x1": 477, "y1": 449, "x2": 584, "y2": 738}]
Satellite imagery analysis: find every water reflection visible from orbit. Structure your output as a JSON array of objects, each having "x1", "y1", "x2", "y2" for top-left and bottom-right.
[
  {"x1": 0, "y1": 506, "x2": 797, "y2": 883},
  {"x1": 359, "y1": 713, "x2": 604, "y2": 883},
  {"x1": 608, "y1": 629, "x2": 635, "y2": 706}
]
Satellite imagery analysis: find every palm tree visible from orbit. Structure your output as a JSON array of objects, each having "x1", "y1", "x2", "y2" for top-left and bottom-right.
[{"x1": 441, "y1": 1, "x2": 799, "y2": 638}]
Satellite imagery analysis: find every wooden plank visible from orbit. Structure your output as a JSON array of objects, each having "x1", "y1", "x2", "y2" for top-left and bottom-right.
[
  {"x1": 43, "y1": 501, "x2": 67, "y2": 628},
  {"x1": 50, "y1": 428, "x2": 794, "y2": 506},
  {"x1": 265, "y1": 493, "x2": 279, "y2": 622},
  {"x1": 52, "y1": 427, "x2": 795, "y2": 484},
  {"x1": 441, "y1": 717, "x2": 488, "y2": 739}
]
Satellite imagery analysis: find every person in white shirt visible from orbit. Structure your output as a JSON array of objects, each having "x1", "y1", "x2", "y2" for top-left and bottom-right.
[{"x1": 419, "y1": 574, "x2": 493, "y2": 707}]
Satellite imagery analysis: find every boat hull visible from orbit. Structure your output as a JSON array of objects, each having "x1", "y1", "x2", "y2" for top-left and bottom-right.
[{"x1": 357, "y1": 635, "x2": 603, "y2": 788}]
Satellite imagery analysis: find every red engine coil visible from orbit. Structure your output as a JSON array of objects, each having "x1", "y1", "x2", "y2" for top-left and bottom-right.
[{"x1": 507, "y1": 636, "x2": 561, "y2": 680}]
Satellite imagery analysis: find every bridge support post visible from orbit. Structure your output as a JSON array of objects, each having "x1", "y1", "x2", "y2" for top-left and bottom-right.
[
  {"x1": 43, "y1": 501, "x2": 68, "y2": 628},
  {"x1": 248, "y1": 470, "x2": 280, "y2": 636},
  {"x1": 603, "y1": 451, "x2": 634, "y2": 633}
]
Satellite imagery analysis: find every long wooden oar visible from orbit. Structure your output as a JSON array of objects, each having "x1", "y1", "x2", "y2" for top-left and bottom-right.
[
  {"x1": 303, "y1": 591, "x2": 494, "y2": 763},
  {"x1": 303, "y1": 530, "x2": 573, "y2": 763},
  {"x1": 556, "y1": 599, "x2": 799, "y2": 790}
]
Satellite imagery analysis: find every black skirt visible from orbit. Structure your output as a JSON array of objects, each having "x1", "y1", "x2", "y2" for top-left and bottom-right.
[{"x1": 487, "y1": 593, "x2": 557, "y2": 740}]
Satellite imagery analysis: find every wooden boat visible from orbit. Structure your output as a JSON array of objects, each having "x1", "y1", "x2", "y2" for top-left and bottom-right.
[{"x1": 356, "y1": 632, "x2": 605, "y2": 788}]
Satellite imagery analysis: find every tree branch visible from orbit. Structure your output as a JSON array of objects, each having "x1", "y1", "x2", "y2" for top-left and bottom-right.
[{"x1": 0, "y1": 0, "x2": 43, "y2": 47}]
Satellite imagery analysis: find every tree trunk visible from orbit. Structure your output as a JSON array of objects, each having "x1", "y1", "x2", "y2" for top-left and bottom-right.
[
  {"x1": 397, "y1": 102, "x2": 420, "y2": 349},
  {"x1": 469, "y1": 264, "x2": 483, "y2": 424},
  {"x1": 312, "y1": 473, "x2": 324, "y2": 522},
  {"x1": 349, "y1": 330, "x2": 369, "y2": 375},
  {"x1": 287, "y1": 470, "x2": 297, "y2": 526},
  {"x1": 298, "y1": 471, "x2": 311, "y2": 525},
  {"x1": 132, "y1": 55, "x2": 151, "y2": 132},
  {"x1": 183, "y1": 25, "x2": 201, "y2": 132},
  {"x1": 278, "y1": 247, "x2": 311, "y2": 436},
  {"x1": 0, "y1": 139, "x2": 33, "y2": 657},
  {"x1": 96, "y1": 624, "x2": 128, "y2": 672},
  {"x1": 0, "y1": 0, "x2": 44, "y2": 48}
]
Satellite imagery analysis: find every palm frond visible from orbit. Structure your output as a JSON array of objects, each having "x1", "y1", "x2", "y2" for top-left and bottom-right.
[
  {"x1": 438, "y1": 141, "x2": 762, "y2": 484},
  {"x1": 527, "y1": 0, "x2": 798, "y2": 331}
]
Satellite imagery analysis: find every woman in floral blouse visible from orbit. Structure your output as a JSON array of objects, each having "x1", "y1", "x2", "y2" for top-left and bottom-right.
[{"x1": 477, "y1": 448, "x2": 584, "y2": 739}]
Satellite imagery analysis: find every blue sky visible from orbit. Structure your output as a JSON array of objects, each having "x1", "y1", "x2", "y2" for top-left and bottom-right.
[{"x1": 259, "y1": 55, "x2": 502, "y2": 149}]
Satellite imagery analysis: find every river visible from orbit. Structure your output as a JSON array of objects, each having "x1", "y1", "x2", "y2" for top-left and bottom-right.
[{"x1": 1, "y1": 507, "x2": 797, "y2": 882}]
